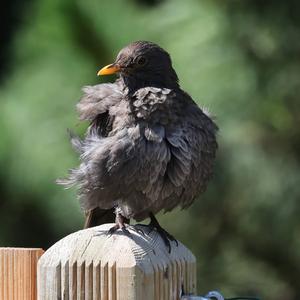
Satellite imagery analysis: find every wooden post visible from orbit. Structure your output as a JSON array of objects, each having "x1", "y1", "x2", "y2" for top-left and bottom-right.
[
  {"x1": 37, "y1": 224, "x2": 197, "y2": 300},
  {"x1": 0, "y1": 247, "x2": 44, "y2": 300}
]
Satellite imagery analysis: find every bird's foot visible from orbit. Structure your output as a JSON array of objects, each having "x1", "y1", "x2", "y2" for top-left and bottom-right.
[
  {"x1": 108, "y1": 224, "x2": 145, "y2": 237},
  {"x1": 108, "y1": 212, "x2": 130, "y2": 236},
  {"x1": 132, "y1": 223, "x2": 153, "y2": 235},
  {"x1": 148, "y1": 213, "x2": 178, "y2": 253},
  {"x1": 152, "y1": 224, "x2": 178, "y2": 253},
  {"x1": 108, "y1": 224, "x2": 131, "y2": 236}
]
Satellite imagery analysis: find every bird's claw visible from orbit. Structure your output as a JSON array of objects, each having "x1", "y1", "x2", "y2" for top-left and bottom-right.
[
  {"x1": 107, "y1": 224, "x2": 119, "y2": 236},
  {"x1": 134, "y1": 215, "x2": 178, "y2": 252},
  {"x1": 148, "y1": 213, "x2": 178, "y2": 253},
  {"x1": 121, "y1": 226, "x2": 131, "y2": 236},
  {"x1": 108, "y1": 224, "x2": 131, "y2": 236},
  {"x1": 153, "y1": 226, "x2": 178, "y2": 253},
  {"x1": 108, "y1": 212, "x2": 177, "y2": 253}
]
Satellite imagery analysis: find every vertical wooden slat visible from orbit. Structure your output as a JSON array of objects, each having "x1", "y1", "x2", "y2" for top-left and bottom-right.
[
  {"x1": 108, "y1": 262, "x2": 116, "y2": 300},
  {"x1": 70, "y1": 261, "x2": 77, "y2": 299},
  {"x1": 0, "y1": 248, "x2": 44, "y2": 300},
  {"x1": 92, "y1": 263, "x2": 100, "y2": 300},
  {"x1": 100, "y1": 262, "x2": 108, "y2": 299},
  {"x1": 61, "y1": 261, "x2": 69, "y2": 300},
  {"x1": 85, "y1": 262, "x2": 93, "y2": 300},
  {"x1": 77, "y1": 262, "x2": 85, "y2": 300}
]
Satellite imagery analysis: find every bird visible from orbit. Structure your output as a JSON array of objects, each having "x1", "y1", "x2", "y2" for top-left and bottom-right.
[{"x1": 57, "y1": 41, "x2": 218, "y2": 251}]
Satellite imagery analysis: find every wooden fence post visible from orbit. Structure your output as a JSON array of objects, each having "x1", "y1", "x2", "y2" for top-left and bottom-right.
[
  {"x1": 0, "y1": 247, "x2": 44, "y2": 300},
  {"x1": 37, "y1": 224, "x2": 197, "y2": 300}
]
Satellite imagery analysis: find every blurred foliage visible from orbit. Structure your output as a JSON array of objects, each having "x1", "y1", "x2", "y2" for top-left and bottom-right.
[{"x1": 0, "y1": 0, "x2": 299, "y2": 299}]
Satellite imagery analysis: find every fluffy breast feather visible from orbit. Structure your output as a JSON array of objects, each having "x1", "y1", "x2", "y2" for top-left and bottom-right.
[{"x1": 59, "y1": 84, "x2": 218, "y2": 221}]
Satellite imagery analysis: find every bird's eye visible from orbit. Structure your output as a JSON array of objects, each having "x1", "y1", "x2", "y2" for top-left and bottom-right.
[{"x1": 136, "y1": 56, "x2": 147, "y2": 66}]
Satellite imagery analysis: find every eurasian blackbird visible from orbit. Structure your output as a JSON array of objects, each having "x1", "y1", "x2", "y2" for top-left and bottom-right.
[{"x1": 58, "y1": 41, "x2": 218, "y2": 250}]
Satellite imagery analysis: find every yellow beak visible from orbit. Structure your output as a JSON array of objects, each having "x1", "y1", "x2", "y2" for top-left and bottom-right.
[{"x1": 97, "y1": 64, "x2": 120, "y2": 76}]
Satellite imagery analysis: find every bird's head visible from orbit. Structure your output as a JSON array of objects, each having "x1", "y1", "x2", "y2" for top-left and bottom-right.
[{"x1": 97, "y1": 41, "x2": 179, "y2": 92}]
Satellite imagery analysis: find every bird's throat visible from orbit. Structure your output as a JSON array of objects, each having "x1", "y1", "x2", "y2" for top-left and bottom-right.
[{"x1": 120, "y1": 72, "x2": 179, "y2": 95}]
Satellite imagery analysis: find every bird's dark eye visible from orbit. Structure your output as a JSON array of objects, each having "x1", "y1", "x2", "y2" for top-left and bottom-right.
[{"x1": 136, "y1": 56, "x2": 147, "y2": 66}]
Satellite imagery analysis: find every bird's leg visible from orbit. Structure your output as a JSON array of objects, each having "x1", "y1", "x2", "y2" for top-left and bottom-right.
[
  {"x1": 148, "y1": 213, "x2": 178, "y2": 253},
  {"x1": 108, "y1": 209, "x2": 130, "y2": 236}
]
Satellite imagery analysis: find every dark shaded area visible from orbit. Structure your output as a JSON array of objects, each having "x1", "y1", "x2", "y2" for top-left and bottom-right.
[
  {"x1": 0, "y1": 0, "x2": 33, "y2": 81},
  {"x1": 0, "y1": 196, "x2": 56, "y2": 248},
  {"x1": 133, "y1": 0, "x2": 165, "y2": 7}
]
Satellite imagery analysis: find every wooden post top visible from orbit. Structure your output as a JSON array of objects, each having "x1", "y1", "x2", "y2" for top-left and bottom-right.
[{"x1": 38, "y1": 223, "x2": 197, "y2": 300}]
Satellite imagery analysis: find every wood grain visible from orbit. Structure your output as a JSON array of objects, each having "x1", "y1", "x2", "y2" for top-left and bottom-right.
[
  {"x1": 37, "y1": 224, "x2": 196, "y2": 300},
  {"x1": 0, "y1": 247, "x2": 44, "y2": 300}
]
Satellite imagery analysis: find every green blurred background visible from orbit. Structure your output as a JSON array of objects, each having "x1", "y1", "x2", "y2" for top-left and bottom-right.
[{"x1": 0, "y1": 0, "x2": 299, "y2": 299}]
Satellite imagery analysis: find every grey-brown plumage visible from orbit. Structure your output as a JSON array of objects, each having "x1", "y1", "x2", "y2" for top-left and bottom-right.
[{"x1": 58, "y1": 41, "x2": 218, "y2": 238}]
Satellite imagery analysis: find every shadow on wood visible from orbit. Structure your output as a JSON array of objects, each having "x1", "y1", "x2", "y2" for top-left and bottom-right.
[{"x1": 37, "y1": 223, "x2": 196, "y2": 300}]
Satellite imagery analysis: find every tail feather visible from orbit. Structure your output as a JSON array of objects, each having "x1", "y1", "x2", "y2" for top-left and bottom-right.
[{"x1": 84, "y1": 207, "x2": 115, "y2": 228}]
